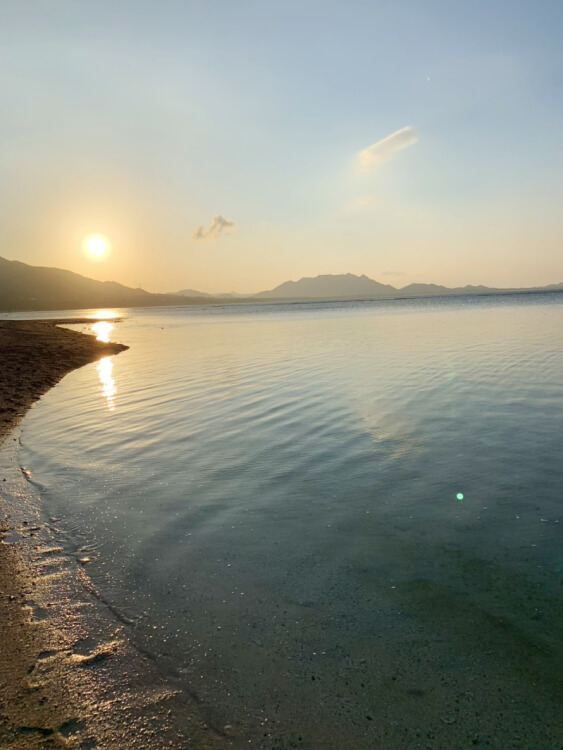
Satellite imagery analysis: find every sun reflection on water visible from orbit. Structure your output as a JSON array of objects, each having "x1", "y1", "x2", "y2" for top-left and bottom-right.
[
  {"x1": 97, "y1": 357, "x2": 117, "y2": 412},
  {"x1": 86, "y1": 310, "x2": 119, "y2": 320},
  {"x1": 91, "y1": 321, "x2": 117, "y2": 410},
  {"x1": 92, "y1": 320, "x2": 114, "y2": 342}
]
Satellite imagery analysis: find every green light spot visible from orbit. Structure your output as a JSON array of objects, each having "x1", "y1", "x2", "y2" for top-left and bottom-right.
[{"x1": 456, "y1": 492, "x2": 464, "y2": 501}]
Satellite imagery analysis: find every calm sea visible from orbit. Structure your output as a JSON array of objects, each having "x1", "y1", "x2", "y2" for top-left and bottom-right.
[{"x1": 14, "y1": 294, "x2": 563, "y2": 747}]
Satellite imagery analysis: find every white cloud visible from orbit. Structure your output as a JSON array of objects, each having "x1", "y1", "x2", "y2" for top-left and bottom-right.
[
  {"x1": 193, "y1": 214, "x2": 236, "y2": 241},
  {"x1": 358, "y1": 127, "x2": 419, "y2": 171}
]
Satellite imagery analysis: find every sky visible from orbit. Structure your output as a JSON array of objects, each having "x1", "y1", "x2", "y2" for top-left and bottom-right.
[{"x1": 1, "y1": 0, "x2": 562, "y2": 293}]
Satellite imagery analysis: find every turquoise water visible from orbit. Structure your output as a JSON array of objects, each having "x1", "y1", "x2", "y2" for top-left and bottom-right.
[{"x1": 17, "y1": 294, "x2": 563, "y2": 747}]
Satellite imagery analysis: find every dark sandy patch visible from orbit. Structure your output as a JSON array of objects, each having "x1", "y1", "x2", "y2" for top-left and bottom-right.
[{"x1": 0, "y1": 319, "x2": 127, "y2": 442}]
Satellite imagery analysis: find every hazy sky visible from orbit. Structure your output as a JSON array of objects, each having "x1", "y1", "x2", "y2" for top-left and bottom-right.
[{"x1": 1, "y1": 0, "x2": 562, "y2": 293}]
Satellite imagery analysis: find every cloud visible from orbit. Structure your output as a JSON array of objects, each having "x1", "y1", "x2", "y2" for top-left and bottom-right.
[
  {"x1": 358, "y1": 127, "x2": 418, "y2": 171},
  {"x1": 381, "y1": 270, "x2": 408, "y2": 277},
  {"x1": 193, "y1": 214, "x2": 236, "y2": 241}
]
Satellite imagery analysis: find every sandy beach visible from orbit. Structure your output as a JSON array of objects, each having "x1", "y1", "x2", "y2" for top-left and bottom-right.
[{"x1": 0, "y1": 321, "x2": 226, "y2": 749}]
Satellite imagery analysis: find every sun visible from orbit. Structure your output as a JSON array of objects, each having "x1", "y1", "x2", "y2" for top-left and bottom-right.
[{"x1": 83, "y1": 234, "x2": 110, "y2": 260}]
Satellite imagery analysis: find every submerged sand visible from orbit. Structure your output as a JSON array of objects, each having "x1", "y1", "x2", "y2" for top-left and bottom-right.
[
  {"x1": 0, "y1": 321, "x2": 226, "y2": 749},
  {"x1": 2, "y1": 320, "x2": 561, "y2": 749}
]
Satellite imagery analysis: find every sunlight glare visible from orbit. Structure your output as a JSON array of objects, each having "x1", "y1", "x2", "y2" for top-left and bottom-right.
[
  {"x1": 92, "y1": 321, "x2": 114, "y2": 343},
  {"x1": 97, "y1": 356, "x2": 117, "y2": 412},
  {"x1": 86, "y1": 310, "x2": 119, "y2": 320},
  {"x1": 84, "y1": 234, "x2": 110, "y2": 260}
]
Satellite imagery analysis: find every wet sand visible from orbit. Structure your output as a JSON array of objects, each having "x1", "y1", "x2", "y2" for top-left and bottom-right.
[
  {"x1": 0, "y1": 320, "x2": 127, "y2": 440},
  {"x1": 0, "y1": 321, "x2": 226, "y2": 749}
]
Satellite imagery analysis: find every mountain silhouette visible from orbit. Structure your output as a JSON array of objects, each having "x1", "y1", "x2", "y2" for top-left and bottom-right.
[
  {"x1": 0, "y1": 256, "x2": 206, "y2": 311},
  {"x1": 254, "y1": 274, "x2": 563, "y2": 299},
  {"x1": 256, "y1": 273, "x2": 396, "y2": 298},
  {"x1": 1, "y1": 258, "x2": 561, "y2": 312}
]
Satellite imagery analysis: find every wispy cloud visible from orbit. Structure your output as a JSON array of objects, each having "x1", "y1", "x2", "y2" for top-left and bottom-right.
[
  {"x1": 358, "y1": 127, "x2": 418, "y2": 171},
  {"x1": 193, "y1": 214, "x2": 236, "y2": 241},
  {"x1": 382, "y1": 270, "x2": 408, "y2": 277}
]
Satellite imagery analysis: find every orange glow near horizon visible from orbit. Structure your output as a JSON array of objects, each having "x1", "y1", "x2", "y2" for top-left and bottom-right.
[{"x1": 86, "y1": 310, "x2": 119, "y2": 320}]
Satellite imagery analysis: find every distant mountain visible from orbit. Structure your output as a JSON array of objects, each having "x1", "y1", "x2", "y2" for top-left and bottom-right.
[
  {"x1": 174, "y1": 289, "x2": 248, "y2": 299},
  {"x1": 398, "y1": 282, "x2": 450, "y2": 295},
  {"x1": 0, "y1": 256, "x2": 212, "y2": 312},
  {"x1": 2, "y1": 257, "x2": 561, "y2": 312},
  {"x1": 175, "y1": 288, "x2": 213, "y2": 298},
  {"x1": 249, "y1": 274, "x2": 563, "y2": 300},
  {"x1": 255, "y1": 275, "x2": 503, "y2": 299},
  {"x1": 257, "y1": 273, "x2": 396, "y2": 299},
  {"x1": 397, "y1": 282, "x2": 497, "y2": 296}
]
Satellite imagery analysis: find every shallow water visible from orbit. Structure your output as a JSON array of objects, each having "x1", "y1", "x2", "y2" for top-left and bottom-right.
[{"x1": 16, "y1": 294, "x2": 563, "y2": 747}]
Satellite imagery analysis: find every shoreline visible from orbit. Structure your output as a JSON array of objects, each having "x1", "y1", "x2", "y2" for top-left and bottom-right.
[
  {"x1": 0, "y1": 321, "x2": 226, "y2": 749},
  {"x1": 0, "y1": 319, "x2": 128, "y2": 442}
]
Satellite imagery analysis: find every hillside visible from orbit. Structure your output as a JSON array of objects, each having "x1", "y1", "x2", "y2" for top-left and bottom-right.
[
  {"x1": 1, "y1": 258, "x2": 561, "y2": 312},
  {"x1": 254, "y1": 275, "x2": 562, "y2": 299},
  {"x1": 174, "y1": 289, "x2": 248, "y2": 299},
  {"x1": 398, "y1": 282, "x2": 496, "y2": 296},
  {"x1": 0, "y1": 257, "x2": 206, "y2": 312},
  {"x1": 256, "y1": 274, "x2": 502, "y2": 299},
  {"x1": 175, "y1": 288, "x2": 212, "y2": 298},
  {"x1": 257, "y1": 273, "x2": 396, "y2": 299}
]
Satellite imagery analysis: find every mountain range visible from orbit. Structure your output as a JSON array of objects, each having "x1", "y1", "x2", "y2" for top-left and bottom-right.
[
  {"x1": 0, "y1": 256, "x2": 192, "y2": 311},
  {"x1": 176, "y1": 273, "x2": 563, "y2": 300},
  {"x1": 1, "y1": 256, "x2": 562, "y2": 312}
]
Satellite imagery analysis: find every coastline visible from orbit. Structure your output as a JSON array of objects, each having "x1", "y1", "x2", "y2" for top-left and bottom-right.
[
  {"x1": 0, "y1": 320, "x2": 128, "y2": 441},
  {"x1": 0, "y1": 321, "x2": 226, "y2": 749}
]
